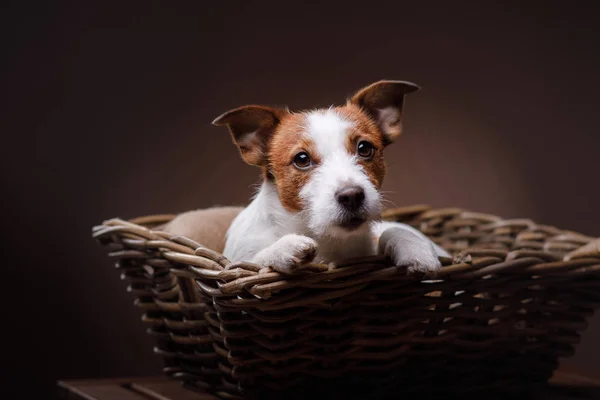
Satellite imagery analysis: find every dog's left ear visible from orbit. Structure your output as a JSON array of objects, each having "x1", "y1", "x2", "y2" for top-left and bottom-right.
[
  {"x1": 212, "y1": 105, "x2": 287, "y2": 167},
  {"x1": 349, "y1": 80, "x2": 419, "y2": 145}
]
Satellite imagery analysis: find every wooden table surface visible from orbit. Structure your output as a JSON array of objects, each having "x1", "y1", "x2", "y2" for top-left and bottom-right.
[{"x1": 58, "y1": 365, "x2": 600, "y2": 399}]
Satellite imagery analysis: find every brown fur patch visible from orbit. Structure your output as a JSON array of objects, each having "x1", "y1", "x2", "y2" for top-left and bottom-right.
[
  {"x1": 267, "y1": 113, "x2": 317, "y2": 212},
  {"x1": 336, "y1": 104, "x2": 387, "y2": 188}
]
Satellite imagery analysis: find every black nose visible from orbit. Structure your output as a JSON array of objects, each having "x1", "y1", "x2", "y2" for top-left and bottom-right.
[{"x1": 336, "y1": 186, "x2": 365, "y2": 211}]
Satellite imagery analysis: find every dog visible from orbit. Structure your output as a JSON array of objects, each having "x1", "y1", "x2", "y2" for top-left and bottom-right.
[{"x1": 213, "y1": 80, "x2": 449, "y2": 274}]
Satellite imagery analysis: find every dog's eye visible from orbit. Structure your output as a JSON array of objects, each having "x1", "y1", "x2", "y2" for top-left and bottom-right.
[
  {"x1": 293, "y1": 152, "x2": 312, "y2": 169},
  {"x1": 357, "y1": 141, "x2": 375, "y2": 159}
]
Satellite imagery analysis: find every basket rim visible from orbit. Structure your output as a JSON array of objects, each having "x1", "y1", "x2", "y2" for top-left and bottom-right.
[{"x1": 92, "y1": 205, "x2": 600, "y2": 300}]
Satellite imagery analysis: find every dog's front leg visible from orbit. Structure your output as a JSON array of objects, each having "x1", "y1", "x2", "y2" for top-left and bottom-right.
[
  {"x1": 372, "y1": 221, "x2": 448, "y2": 275},
  {"x1": 252, "y1": 234, "x2": 318, "y2": 274}
]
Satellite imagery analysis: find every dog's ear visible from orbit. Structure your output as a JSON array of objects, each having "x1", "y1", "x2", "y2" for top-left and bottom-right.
[
  {"x1": 212, "y1": 105, "x2": 287, "y2": 166},
  {"x1": 349, "y1": 80, "x2": 419, "y2": 145}
]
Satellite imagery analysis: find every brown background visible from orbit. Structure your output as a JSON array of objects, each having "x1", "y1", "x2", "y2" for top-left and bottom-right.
[{"x1": 1, "y1": 1, "x2": 599, "y2": 397}]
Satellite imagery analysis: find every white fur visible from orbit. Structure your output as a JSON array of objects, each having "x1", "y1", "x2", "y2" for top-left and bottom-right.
[
  {"x1": 371, "y1": 221, "x2": 449, "y2": 260},
  {"x1": 223, "y1": 109, "x2": 449, "y2": 274},
  {"x1": 374, "y1": 222, "x2": 448, "y2": 274},
  {"x1": 253, "y1": 234, "x2": 317, "y2": 274}
]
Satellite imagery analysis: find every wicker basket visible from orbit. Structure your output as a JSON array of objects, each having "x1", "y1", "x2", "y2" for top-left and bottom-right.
[{"x1": 92, "y1": 205, "x2": 600, "y2": 399}]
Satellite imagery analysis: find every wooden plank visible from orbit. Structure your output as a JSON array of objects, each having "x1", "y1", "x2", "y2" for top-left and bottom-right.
[
  {"x1": 59, "y1": 364, "x2": 600, "y2": 400},
  {"x1": 132, "y1": 381, "x2": 217, "y2": 400},
  {"x1": 59, "y1": 383, "x2": 149, "y2": 400},
  {"x1": 551, "y1": 364, "x2": 600, "y2": 386},
  {"x1": 58, "y1": 376, "x2": 170, "y2": 387},
  {"x1": 59, "y1": 378, "x2": 215, "y2": 400}
]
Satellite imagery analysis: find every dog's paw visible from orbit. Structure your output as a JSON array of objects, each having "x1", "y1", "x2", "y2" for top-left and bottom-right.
[
  {"x1": 379, "y1": 228, "x2": 442, "y2": 276},
  {"x1": 254, "y1": 234, "x2": 318, "y2": 274},
  {"x1": 394, "y1": 243, "x2": 442, "y2": 275}
]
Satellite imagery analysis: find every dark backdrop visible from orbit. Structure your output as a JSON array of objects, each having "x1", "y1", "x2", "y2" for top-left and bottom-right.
[{"x1": 2, "y1": 1, "x2": 599, "y2": 397}]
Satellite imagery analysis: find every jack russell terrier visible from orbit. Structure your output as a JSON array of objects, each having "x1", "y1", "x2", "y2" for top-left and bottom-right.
[{"x1": 213, "y1": 80, "x2": 449, "y2": 274}]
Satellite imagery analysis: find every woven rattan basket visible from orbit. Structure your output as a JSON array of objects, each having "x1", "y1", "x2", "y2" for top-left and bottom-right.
[{"x1": 92, "y1": 205, "x2": 600, "y2": 399}]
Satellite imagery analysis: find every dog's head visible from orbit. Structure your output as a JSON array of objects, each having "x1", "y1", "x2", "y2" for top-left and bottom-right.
[{"x1": 213, "y1": 80, "x2": 419, "y2": 238}]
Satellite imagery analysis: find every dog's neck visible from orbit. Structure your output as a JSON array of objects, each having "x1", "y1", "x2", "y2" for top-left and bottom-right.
[{"x1": 252, "y1": 180, "x2": 376, "y2": 263}]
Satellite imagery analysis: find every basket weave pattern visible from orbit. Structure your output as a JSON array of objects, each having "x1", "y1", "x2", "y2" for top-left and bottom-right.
[{"x1": 92, "y1": 205, "x2": 600, "y2": 398}]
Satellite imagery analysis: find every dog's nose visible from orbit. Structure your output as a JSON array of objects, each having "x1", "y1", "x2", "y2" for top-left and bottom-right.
[{"x1": 336, "y1": 186, "x2": 365, "y2": 211}]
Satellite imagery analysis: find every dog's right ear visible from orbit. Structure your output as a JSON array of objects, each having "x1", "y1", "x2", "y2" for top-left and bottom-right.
[
  {"x1": 212, "y1": 105, "x2": 287, "y2": 167},
  {"x1": 349, "y1": 80, "x2": 419, "y2": 145}
]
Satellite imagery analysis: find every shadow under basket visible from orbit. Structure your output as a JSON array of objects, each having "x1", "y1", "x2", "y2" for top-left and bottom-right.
[{"x1": 92, "y1": 205, "x2": 600, "y2": 399}]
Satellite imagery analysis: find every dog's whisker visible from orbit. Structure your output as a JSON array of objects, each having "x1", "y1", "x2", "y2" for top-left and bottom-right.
[{"x1": 382, "y1": 199, "x2": 399, "y2": 208}]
